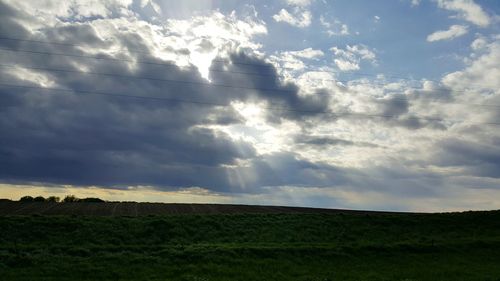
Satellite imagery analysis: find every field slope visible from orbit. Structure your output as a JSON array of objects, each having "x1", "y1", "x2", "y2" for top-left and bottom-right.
[
  {"x1": 1, "y1": 202, "x2": 500, "y2": 280},
  {"x1": 0, "y1": 201, "x2": 385, "y2": 216}
]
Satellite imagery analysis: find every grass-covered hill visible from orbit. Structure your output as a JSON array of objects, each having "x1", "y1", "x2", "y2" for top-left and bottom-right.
[{"x1": 0, "y1": 201, "x2": 499, "y2": 280}]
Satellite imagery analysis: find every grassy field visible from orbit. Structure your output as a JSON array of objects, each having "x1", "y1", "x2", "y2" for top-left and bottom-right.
[{"x1": 1, "y1": 206, "x2": 500, "y2": 280}]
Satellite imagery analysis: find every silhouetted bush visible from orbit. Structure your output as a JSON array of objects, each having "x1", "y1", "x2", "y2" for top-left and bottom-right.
[
  {"x1": 79, "y1": 197, "x2": 105, "y2": 203},
  {"x1": 19, "y1": 196, "x2": 34, "y2": 202},
  {"x1": 46, "y1": 196, "x2": 60, "y2": 202},
  {"x1": 33, "y1": 196, "x2": 46, "y2": 202},
  {"x1": 63, "y1": 195, "x2": 79, "y2": 202}
]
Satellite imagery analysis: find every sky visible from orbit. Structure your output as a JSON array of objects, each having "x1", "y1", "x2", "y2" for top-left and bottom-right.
[{"x1": 0, "y1": 0, "x2": 499, "y2": 212}]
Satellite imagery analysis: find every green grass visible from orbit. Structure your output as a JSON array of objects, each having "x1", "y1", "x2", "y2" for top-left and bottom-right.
[{"x1": 1, "y1": 211, "x2": 500, "y2": 280}]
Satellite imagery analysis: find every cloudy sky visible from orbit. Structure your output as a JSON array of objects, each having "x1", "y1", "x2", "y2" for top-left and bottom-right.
[{"x1": 0, "y1": 0, "x2": 499, "y2": 211}]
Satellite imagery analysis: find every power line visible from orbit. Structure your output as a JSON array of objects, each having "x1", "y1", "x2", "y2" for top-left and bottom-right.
[
  {"x1": 0, "y1": 36, "x2": 444, "y2": 80},
  {"x1": 1, "y1": 82, "x2": 499, "y2": 126},
  {"x1": 0, "y1": 47, "x2": 278, "y2": 78},
  {"x1": 368, "y1": 95, "x2": 500, "y2": 108},
  {"x1": 0, "y1": 63, "x2": 295, "y2": 94},
  {"x1": 0, "y1": 35, "x2": 491, "y2": 90},
  {"x1": 0, "y1": 46, "x2": 493, "y2": 97},
  {"x1": 0, "y1": 83, "x2": 230, "y2": 106},
  {"x1": 1, "y1": 63, "x2": 498, "y2": 109},
  {"x1": 0, "y1": 46, "x2": 405, "y2": 82},
  {"x1": 0, "y1": 82, "x2": 327, "y2": 113},
  {"x1": 0, "y1": 45, "x2": 460, "y2": 89},
  {"x1": 0, "y1": 36, "x2": 274, "y2": 68},
  {"x1": 0, "y1": 36, "x2": 113, "y2": 48}
]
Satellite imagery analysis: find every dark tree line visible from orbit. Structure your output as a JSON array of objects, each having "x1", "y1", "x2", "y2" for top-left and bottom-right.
[{"x1": 19, "y1": 195, "x2": 105, "y2": 203}]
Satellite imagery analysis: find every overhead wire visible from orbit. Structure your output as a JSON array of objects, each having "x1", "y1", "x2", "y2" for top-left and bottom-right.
[
  {"x1": 1, "y1": 82, "x2": 499, "y2": 126},
  {"x1": 0, "y1": 36, "x2": 499, "y2": 125},
  {"x1": 0, "y1": 47, "x2": 279, "y2": 78},
  {"x1": 0, "y1": 35, "x2": 491, "y2": 90},
  {"x1": 0, "y1": 36, "x2": 274, "y2": 68},
  {"x1": 0, "y1": 63, "x2": 295, "y2": 94},
  {"x1": 0, "y1": 62, "x2": 498, "y2": 109},
  {"x1": 0, "y1": 44, "x2": 493, "y2": 100}
]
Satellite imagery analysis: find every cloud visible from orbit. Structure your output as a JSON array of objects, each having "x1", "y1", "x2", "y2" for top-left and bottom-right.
[
  {"x1": 427, "y1": 24, "x2": 468, "y2": 42},
  {"x1": 285, "y1": 48, "x2": 324, "y2": 59},
  {"x1": 140, "y1": 0, "x2": 161, "y2": 15},
  {"x1": 273, "y1": 8, "x2": 312, "y2": 28},
  {"x1": 268, "y1": 48, "x2": 324, "y2": 73},
  {"x1": 431, "y1": 138, "x2": 500, "y2": 178},
  {"x1": 0, "y1": 1, "x2": 334, "y2": 193},
  {"x1": 320, "y1": 16, "x2": 349, "y2": 36},
  {"x1": 411, "y1": 0, "x2": 421, "y2": 7},
  {"x1": 470, "y1": 36, "x2": 487, "y2": 50},
  {"x1": 442, "y1": 37, "x2": 500, "y2": 91},
  {"x1": 436, "y1": 0, "x2": 491, "y2": 27},
  {"x1": 285, "y1": 0, "x2": 313, "y2": 7},
  {"x1": 295, "y1": 135, "x2": 379, "y2": 148},
  {"x1": 333, "y1": 59, "x2": 359, "y2": 71},
  {"x1": 3, "y1": 0, "x2": 134, "y2": 21},
  {"x1": 165, "y1": 11, "x2": 267, "y2": 79},
  {"x1": 330, "y1": 44, "x2": 376, "y2": 71}
]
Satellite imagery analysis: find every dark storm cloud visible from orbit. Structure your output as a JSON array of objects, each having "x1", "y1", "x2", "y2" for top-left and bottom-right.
[
  {"x1": 371, "y1": 94, "x2": 447, "y2": 130},
  {"x1": 210, "y1": 52, "x2": 331, "y2": 122},
  {"x1": 243, "y1": 154, "x2": 442, "y2": 198},
  {"x1": 294, "y1": 135, "x2": 380, "y2": 148},
  {"x1": 241, "y1": 153, "x2": 355, "y2": 190},
  {"x1": 44, "y1": 24, "x2": 108, "y2": 48},
  {"x1": 0, "y1": 3, "x2": 340, "y2": 192},
  {"x1": 432, "y1": 138, "x2": 500, "y2": 178},
  {"x1": 380, "y1": 95, "x2": 409, "y2": 116},
  {"x1": 386, "y1": 115, "x2": 446, "y2": 130},
  {"x1": 0, "y1": 1, "x2": 30, "y2": 40}
]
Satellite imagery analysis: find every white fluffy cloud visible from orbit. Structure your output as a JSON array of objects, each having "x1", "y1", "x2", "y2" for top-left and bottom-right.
[
  {"x1": 285, "y1": 0, "x2": 313, "y2": 7},
  {"x1": 330, "y1": 44, "x2": 376, "y2": 71},
  {"x1": 442, "y1": 37, "x2": 500, "y2": 91},
  {"x1": 164, "y1": 11, "x2": 267, "y2": 78},
  {"x1": 470, "y1": 36, "x2": 487, "y2": 50},
  {"x1": 269, "y1": 48, "x2": 324, "y2": 73},
  {"x1": 273, "y1": 8, "x2": 312, "y2": 28},
  {"x1": 273, "y1": 0, "x2": 314, "y2": 28},
  {"x1": 285, "y1": 48, "x2": 324, "y2": 59},
  {"x1": 320, "y1": 16, "x2": 349, "y2": 36},
  {"x1": 333, "y1": 59, "x2": 359, "y2": 71},
  {"x1": 427, "y1": 24, "x2": 468, "y2": 42},
  {"x1": 436, "y1": 0, "x2": 491, "y2": 27},
  {"x1": 4, "y1": 0, "x2": 134, "y2": 21}
]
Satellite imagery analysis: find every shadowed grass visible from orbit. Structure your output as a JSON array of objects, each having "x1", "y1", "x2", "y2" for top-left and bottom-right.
[{"x1": 1, "y1": 211, "x2": 500, "y2": 280}]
